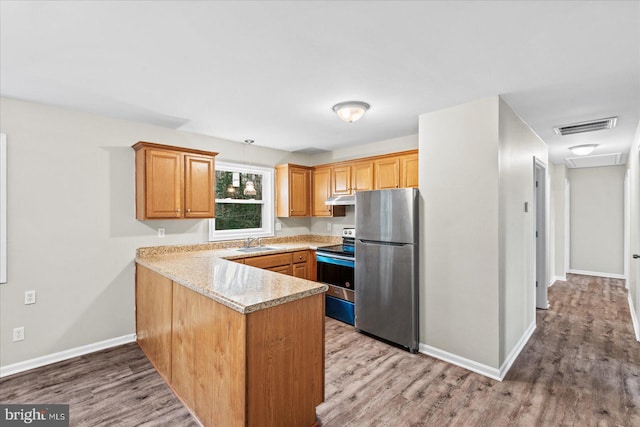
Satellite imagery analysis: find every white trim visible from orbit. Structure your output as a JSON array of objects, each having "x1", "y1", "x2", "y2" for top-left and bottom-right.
[
  {"x1": 624, "y1": 169, "x2": 631, "y2": 287},
  {"x1": 419, "y1": 343, "x2": 501, "y2": 381},
  {"x1": 419, "y1": 322, "x2": 536, "y2": 382},
  {"x1": 0, "y1": 134, "x2": 6, "y2": 284},
  {"x1": 564, "y1": 179, "x2": 570, "y2": 275},
  {"x1": 0, "y1": 334, "x2": 136, "y2": 378},
  {"x1": 551, "y1": 275, "x2": 567, "y2": 285},
  {"x1": 498, "y1": 321, "x2": 536, "y2": 380},
  {"x1": 568, "y1": 269, "x2": 626, "y2": 280},
  {"x1": 628, "y1": 292, "x2": 640, "y2": 342}
]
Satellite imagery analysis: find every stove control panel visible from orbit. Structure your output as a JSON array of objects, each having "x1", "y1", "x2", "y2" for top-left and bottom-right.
[{"x1": 342, "y1": 228, "x2": 356, "y2": 238}]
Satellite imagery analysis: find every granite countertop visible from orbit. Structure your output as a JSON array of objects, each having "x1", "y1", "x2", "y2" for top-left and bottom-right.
[{"x1": 135, "y1": 237, "x2": 338, "y2": 314}]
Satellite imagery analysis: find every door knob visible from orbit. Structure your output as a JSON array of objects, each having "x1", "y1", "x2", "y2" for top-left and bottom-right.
[{"x1": 634, "y1": 254, "x2": 640, "y2": 259}]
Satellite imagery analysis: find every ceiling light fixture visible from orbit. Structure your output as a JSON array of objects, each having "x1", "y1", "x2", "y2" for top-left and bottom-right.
[
  {"x1": 332, "y1": 101, "x2": 370, "y2": 123},
  {"x1": 569, "y1": 144, "x2": 598, "y2": 156}
]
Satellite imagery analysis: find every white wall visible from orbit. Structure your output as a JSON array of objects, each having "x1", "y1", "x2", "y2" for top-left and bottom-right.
[
  {"x1": 550, "y1": 163, "x2": 568, "y2": 281},
  {"x1": 420, "y1": 96, "x2": 548, "y2": 374},
  {"x1": 312, "y1": 134, "x2": 418, "y2": 165},
  {"x1": 497, "y1": 98, "x2": 548, "y2": 366},
  {"x1": 0, "y1": 97, "x2": 313, "y2": 366},
  {"x1": 420, "y1": 97, "x2": 501, "y2": 368},
  {"x1": 627, "y1": 122, "x2": 640, "y2": 340},
  {"x1": 568, "y1": 165, "x2": 626, "y2": 276}
]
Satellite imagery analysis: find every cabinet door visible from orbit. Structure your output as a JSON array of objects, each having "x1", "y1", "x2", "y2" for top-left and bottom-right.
[
  {"x1": 146, "y1": 149, "x2": 183, "y2": 218},
  {"x1": 292, "y1": 262, "x2": 308, "y2": 279},
  {"x1": 269, "y1": 264, "x2": 293, "y2": 275},
  {"x1": 352, "y1": 161, "x2": 375, "y2": 192},
  {"x1": 312, "y1": 167, "x2": 333, "y2": 217},
  {"x1": 289, "y1": 167, "x2": 311, "y2": 216},
  {"x1": 332, "y1": 165, "x2": 351, "y2": 195},
  {"x1": 375, "y1": 157, "x2": 400, "y2": 189},
  {"x1": 400, "y1": 153, "x2": 419, "y2": 188},
  {"x1": 184, "y1": 154, "x2": 215, "y2": 218}
]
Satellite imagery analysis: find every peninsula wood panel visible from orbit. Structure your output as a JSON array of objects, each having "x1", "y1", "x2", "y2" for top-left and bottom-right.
[
  {"x1": 135, "y1": 265, "x2": 173, "y2": 382},
  {"x1": 171, "y1": 284, "x2": 247, "y2": 427},
  {"x1": 246, "y1": 293, "x2": 325, "y2": 426}
]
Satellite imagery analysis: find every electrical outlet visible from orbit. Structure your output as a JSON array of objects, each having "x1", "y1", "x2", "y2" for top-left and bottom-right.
[
  {"x1": 327, "y1": 223, "x2": 332, "y2": 231},
  {"x1": 25, "y1": 290, "x2": 36, "y2": 305},
  {"x1": 13, "y1": 327, "x2": 24, "y2": 342},
  {"x1": 275, "y1": 223, "x2": 282, "y2": 231},
  {"x1": 158, "y1": 228, "x2": 165, "y2": 238}
]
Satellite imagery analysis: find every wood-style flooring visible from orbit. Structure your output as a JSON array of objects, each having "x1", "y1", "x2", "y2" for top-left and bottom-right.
[{"x1": 1, "y1": 274, "x2": 639, "y2": 426}]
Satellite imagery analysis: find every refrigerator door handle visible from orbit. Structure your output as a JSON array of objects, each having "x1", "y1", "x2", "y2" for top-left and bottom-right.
[{"x1": 358, "y1": 239, "x2": 408, "y2": 247}]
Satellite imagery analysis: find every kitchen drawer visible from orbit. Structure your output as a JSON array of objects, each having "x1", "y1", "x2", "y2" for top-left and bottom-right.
[
  {"x1": 292, "y1": 250, "x2": 308, "y2": 264},
  {"x1": 244, "y1": 253, "x2": 292, "y2": 269}
]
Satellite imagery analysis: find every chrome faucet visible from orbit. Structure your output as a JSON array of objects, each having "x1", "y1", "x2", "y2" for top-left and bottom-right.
[{"x1": 245, "y1": 236, "x2": 258, "y2": 248}]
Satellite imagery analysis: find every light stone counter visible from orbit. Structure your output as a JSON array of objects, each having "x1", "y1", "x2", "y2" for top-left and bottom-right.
[{"x1": 135, "y1": 236, "x2": 339, "y2": 314}]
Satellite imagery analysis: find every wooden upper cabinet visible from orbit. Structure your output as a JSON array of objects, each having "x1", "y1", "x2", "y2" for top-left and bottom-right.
[
  {"x1": 275, "y1": 164, "x2": 311, "y2": 217},
  {"x1": 133, "y1": 142, "x2": 217, "y2": 220},
  {"x1": 312, "y1": 167, "x2": 345, "y2": 217},
  {"x1": 351, "y1": 161, "x2": 375, "y2": 192},
  {"x1": 331, "y1": 161, "x2": 374, "y2": 195},
  {"x1": 145, "y1": 149, "x2": 183, "y2": 219},
  {"x1": 400, "y1": 153, "x2": 419, "y2": 188},
  {"x1": 331, "y1": 165, "x2": 351, "y2": 195},
  {"x1": 374, "y1": 157, "x2": 400, "y2": 189},
  {"x1": 184, "y1": 154, "x2": 215, "y2": 218}
]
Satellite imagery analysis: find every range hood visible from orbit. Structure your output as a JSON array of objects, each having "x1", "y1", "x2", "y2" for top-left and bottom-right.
[{"x1": 325, "y1": 194, "x2": 356, "y2": 206}]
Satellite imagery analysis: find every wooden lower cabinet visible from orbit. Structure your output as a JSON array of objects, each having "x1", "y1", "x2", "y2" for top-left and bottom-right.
[{"x1": 136, "y1": 265, "x2": 325, "y2": 427}]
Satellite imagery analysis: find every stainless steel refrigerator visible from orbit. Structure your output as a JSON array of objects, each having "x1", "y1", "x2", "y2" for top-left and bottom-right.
[{"x1": 355, "y1": 188, "x2": 419, "y2": 352}]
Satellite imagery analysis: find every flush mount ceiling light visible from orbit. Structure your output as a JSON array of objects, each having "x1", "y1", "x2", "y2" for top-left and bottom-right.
[
  {"x1": 332, "y1": 101, "x2": 370, "y2": 123},
  {"x1": 569, "y1": 144, "x2": 598, "y2": 156}
]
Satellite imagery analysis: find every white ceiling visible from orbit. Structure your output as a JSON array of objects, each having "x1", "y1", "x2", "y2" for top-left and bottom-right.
[{"x1": 1, "y1": 1, "x2": 639, "y2": 164}]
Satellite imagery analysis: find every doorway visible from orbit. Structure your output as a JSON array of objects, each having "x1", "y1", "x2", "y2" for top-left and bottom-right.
[{"x1": 535, "y1": 158, "x2": 548, "y2": 309}]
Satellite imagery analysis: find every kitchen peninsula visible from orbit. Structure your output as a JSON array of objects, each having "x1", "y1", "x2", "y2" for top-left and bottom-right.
[{"x1": 135, "y1": 238, "x2": 334, "y2": 427}]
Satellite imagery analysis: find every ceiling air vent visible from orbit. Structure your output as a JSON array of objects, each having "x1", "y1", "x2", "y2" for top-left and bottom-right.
[
  {"x1": 553, "y1": 117, "x2": 617, "y2": 136},
  {"x1": 565, "y1": 153, "x2": 623, "y2": 169}
]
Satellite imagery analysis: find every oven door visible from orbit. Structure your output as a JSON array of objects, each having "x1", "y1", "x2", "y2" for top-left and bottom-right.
[
  {"x1": 316, "y1": 253, "x2": 355, "y2": 325},
  {"x1": 316, "y1": 253, "x2": 355, "y2": 291}
]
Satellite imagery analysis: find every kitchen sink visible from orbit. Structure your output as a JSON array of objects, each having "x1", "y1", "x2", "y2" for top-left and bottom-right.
[{"x1": 235, "y1": 246, "x2": 280, "y2": 253}]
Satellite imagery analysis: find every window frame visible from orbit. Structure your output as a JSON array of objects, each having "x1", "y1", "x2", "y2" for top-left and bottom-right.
[{"x1": 208, "y1": 161, "x2": 274, "y2": 241}]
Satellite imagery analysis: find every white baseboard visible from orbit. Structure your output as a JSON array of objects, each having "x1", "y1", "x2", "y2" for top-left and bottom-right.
[
  {"x1": 419, "y1": 322, "x2": 536, "y2": 382},
  {"x1": 551, "y1": 275, "x2": 567, "y2": 285},
  {"x1": 0, "y1": 334, "x2": 136, "y2": 378},
  {"x1": 568, "y1": 269, "x2": 626, "y2": 280},
  {"x1": 419, "y1": 343, "x2": 501, "y2": 381},
  {"x1": 628, "y1": 293, "x2": 640, "y2": 342},
  {"x1": 498, "y1": 321, "x2": 536, "y2": 380}
]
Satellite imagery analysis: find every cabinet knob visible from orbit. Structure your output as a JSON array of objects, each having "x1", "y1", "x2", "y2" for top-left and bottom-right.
[
  {"x1": 176, "y1": 208, "x2": 181, "y2": 213},
  {"x1": 186, "y1": 208, "x2": 191, "y2": 213},
  {"x1": 299, "y1": 256, "x2": 303, "y2": 260}
]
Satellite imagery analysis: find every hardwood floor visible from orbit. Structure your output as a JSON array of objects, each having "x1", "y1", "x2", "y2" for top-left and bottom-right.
[{"x1": 1, "y1": 274, "x2": 639, "y2": 426}]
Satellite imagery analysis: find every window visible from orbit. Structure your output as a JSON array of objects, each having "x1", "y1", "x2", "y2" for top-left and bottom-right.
[{"x1": 208, "y1": 161, "x2": 273, "y2": 241}]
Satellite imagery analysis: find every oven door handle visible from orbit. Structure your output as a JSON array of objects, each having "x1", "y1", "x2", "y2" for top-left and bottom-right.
[{"x1": 316, "y1": 254, "x2": 355, "y2": 268}]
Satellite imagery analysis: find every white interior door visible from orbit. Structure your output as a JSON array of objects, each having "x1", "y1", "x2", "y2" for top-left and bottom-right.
[{"x1": 535, "y1": 159, "x2": 548, "y2": 309}]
